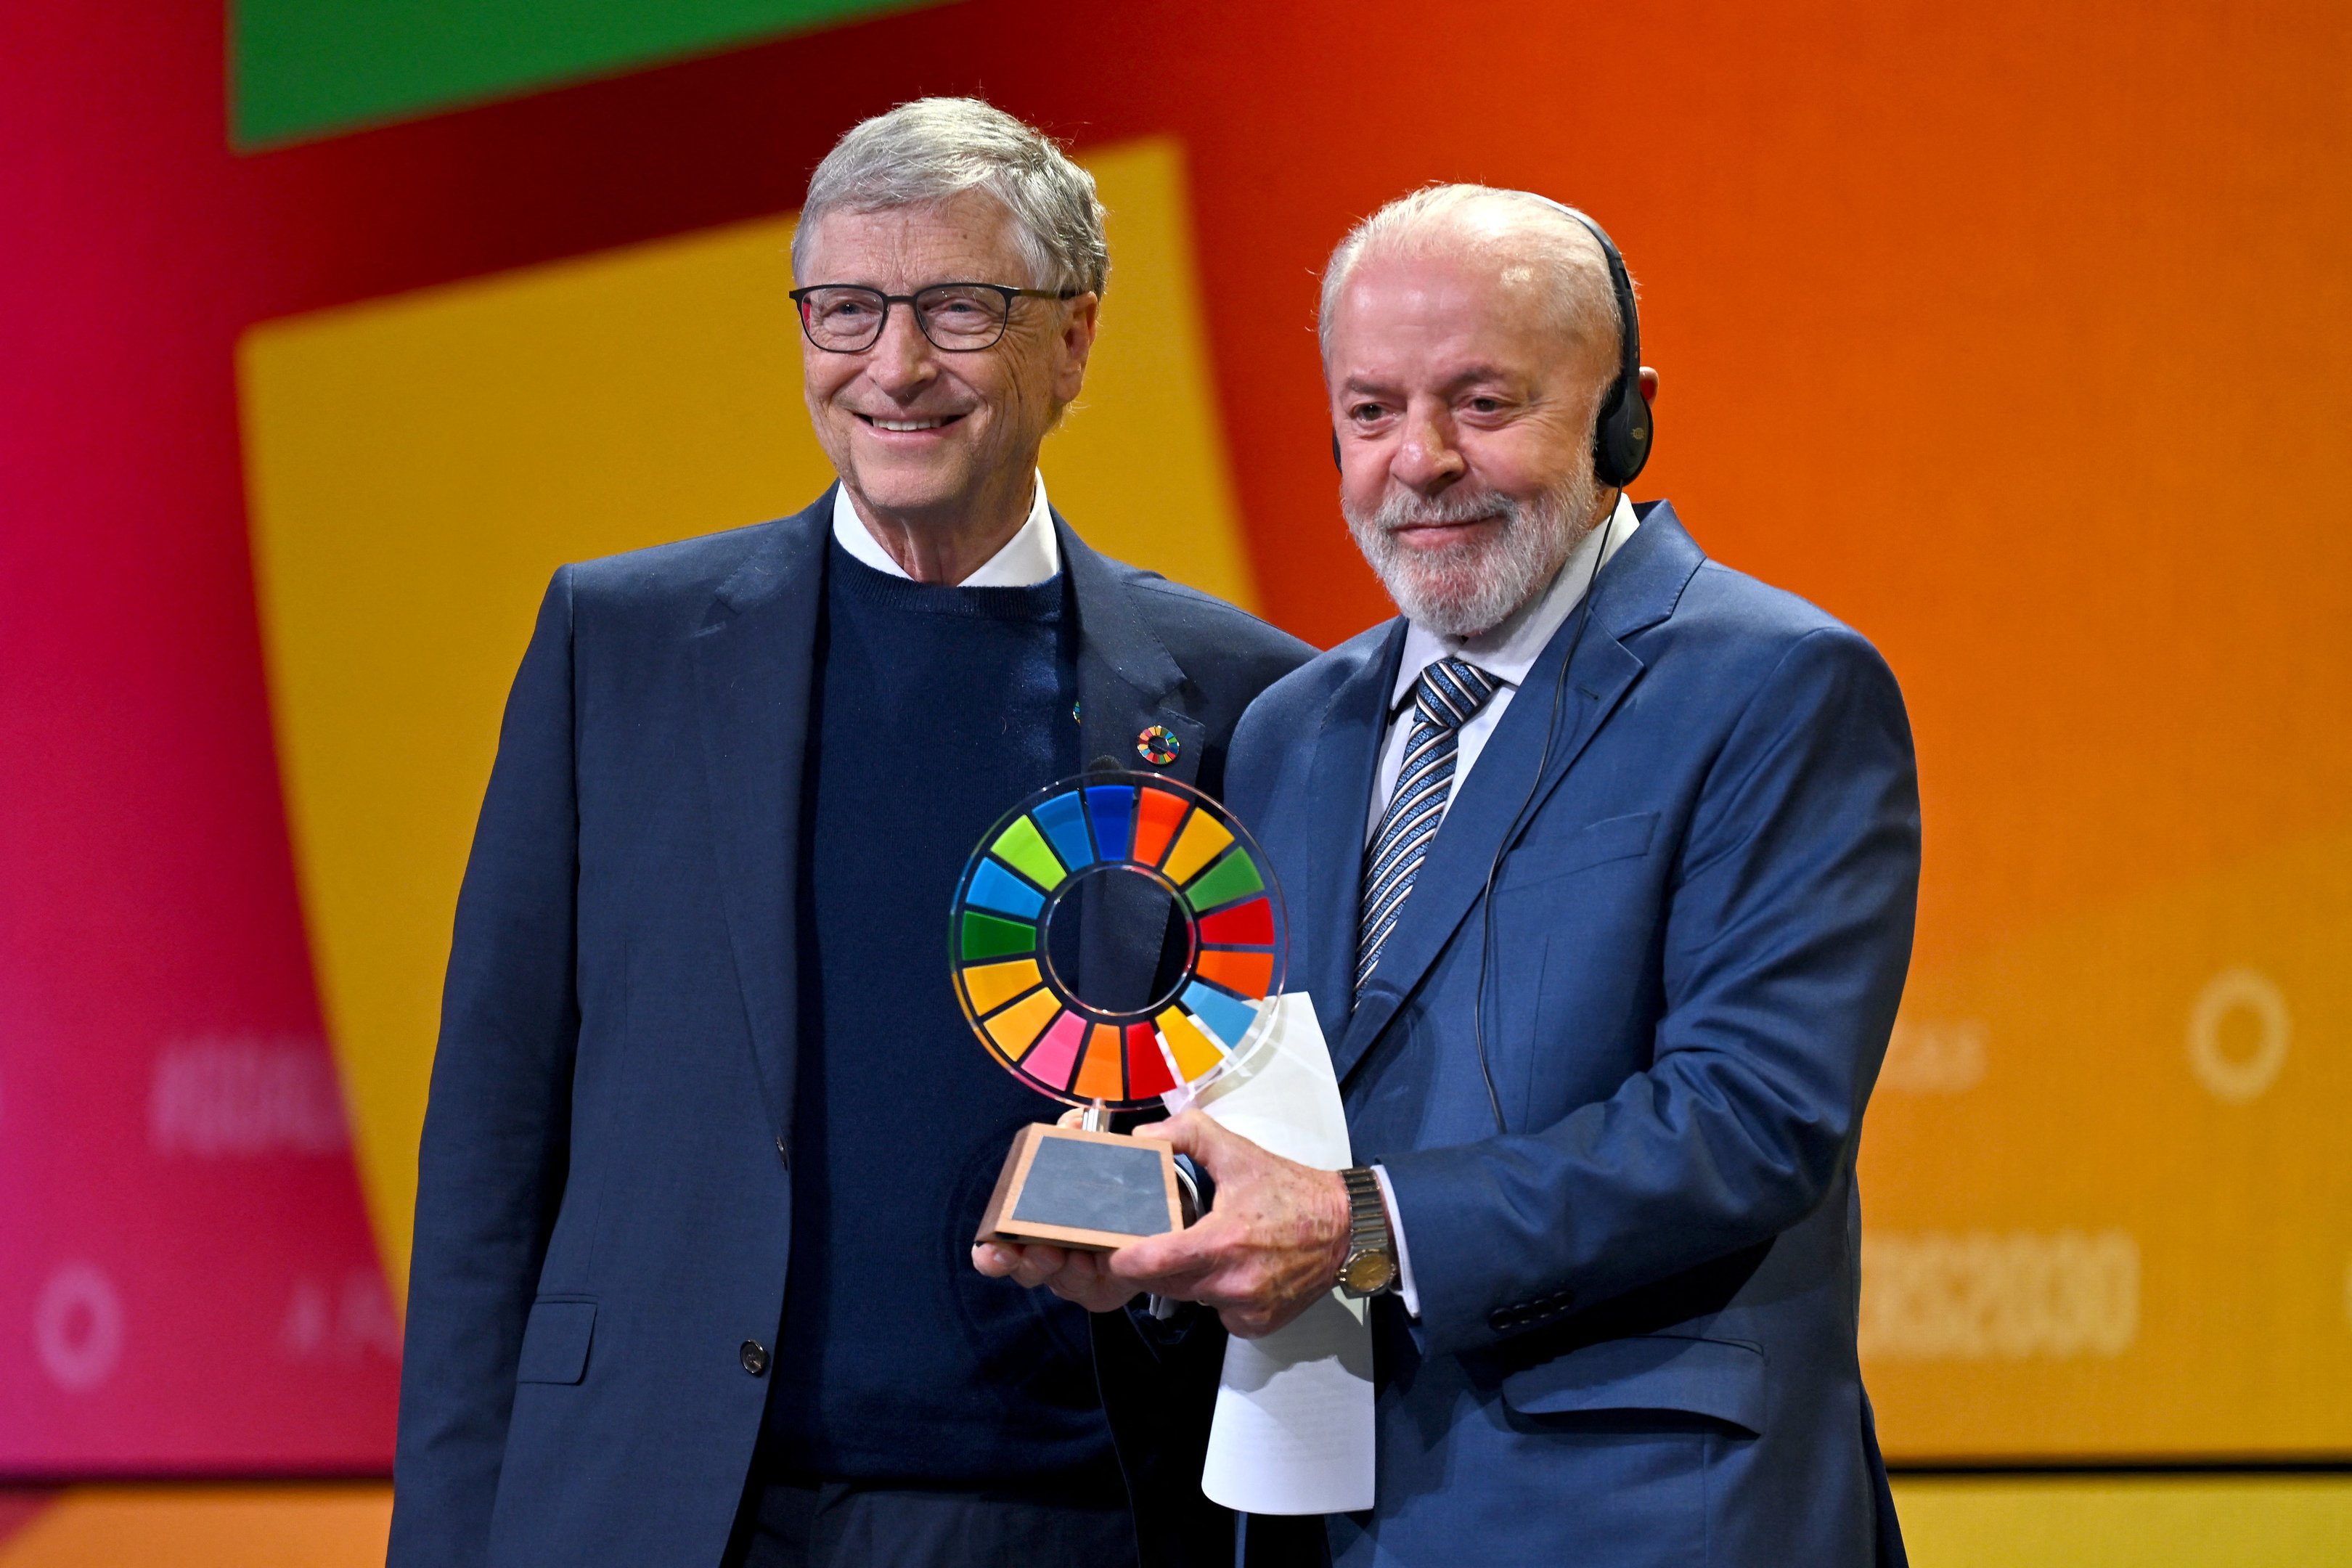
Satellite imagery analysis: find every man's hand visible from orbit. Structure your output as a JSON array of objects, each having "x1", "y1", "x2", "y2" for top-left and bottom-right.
[
  {"x1": 970, "y1": 1236, "x2": 1142, "y2": 1313},
  {"x1": 1114, "y1": 1111, "x2": 1350, "y2": 1339},
  {"x1": 973, "y1": 1108, "x2": 1149, "y2": 1313},
  {"x1": 970, "y1": 1113, "x2": 1355, "y2": 1337}
]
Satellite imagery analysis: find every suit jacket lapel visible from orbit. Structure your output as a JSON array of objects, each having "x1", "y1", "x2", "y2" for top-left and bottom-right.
[
  {"x1": 1331, "y1": 505, "x2": 1705, "y2": 1085},
  {"x1": 1059, "y1": 518, "x2": 1206, "y2": 788},
  {"x1": 690, "y1": 495, "x2": 828, "y2": 1151},
  {"x1": 1057, "y1": 518, "x2": 1224, "y2": 1019}
]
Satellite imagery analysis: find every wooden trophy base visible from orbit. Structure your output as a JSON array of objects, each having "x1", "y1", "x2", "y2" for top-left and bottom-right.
[{"x1": 976, "y1": 1122, "x2": 1183, "y2": 1252}]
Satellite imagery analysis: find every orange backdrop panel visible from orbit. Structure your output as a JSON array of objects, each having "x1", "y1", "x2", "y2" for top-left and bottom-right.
[{"x1": 1140, "y1": 0, "x2": 2352, "y2": 1453}]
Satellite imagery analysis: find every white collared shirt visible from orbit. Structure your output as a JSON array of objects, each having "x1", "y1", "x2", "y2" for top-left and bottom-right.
[
  {"x1": 1365, "y1": 491, "x2": 1639, "y2": 845},
  {"x1": 830, "y1": 470, "x2": 1061, "y2": 587},
  {"x1": 1365, "y1": 491, "x2": 1640, "y2": 1318}
]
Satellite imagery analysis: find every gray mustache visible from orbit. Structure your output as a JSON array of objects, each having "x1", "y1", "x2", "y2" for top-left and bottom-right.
[{"x1": 1362, "y1": 493, "x2": 1523, "y2": 531}]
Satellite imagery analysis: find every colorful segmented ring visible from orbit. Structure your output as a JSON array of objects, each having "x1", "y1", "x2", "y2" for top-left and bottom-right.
[{"x1": 951, "y1": 772, "x2": 1288, "y2": 1110}]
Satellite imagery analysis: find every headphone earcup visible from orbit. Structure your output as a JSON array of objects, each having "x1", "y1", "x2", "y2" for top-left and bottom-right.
[{"x1": 1591, "y1": 373, "x2": 1653, "y2": 489}]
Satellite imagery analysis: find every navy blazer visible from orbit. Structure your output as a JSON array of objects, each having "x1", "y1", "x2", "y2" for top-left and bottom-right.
[
  {"x1": 1222, "y1": 502, "x2": 1919, "y2": 1567},
  {"x1": 390, "y1": 491, "x2": 1310, "y2": 1568}
]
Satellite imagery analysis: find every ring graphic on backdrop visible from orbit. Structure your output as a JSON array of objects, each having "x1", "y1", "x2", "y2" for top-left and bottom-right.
[
  {"x1": 2186, "y1": 965, "x2": 2290, "y2": 1104},
  {"x1": 955, "y1": 771, "x2": 1286, "y2": 1250},
  {"x1": 36, "y1": 1262, "x2": 124, "y2": 1392}
]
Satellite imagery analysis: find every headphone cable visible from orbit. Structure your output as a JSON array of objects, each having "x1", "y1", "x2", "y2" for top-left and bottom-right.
[{"x1": 1467, "y1": 491, "x2": 1619, "y2": 1136}]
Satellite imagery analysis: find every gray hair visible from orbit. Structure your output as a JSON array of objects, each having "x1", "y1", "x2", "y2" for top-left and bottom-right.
[
  {"x1": 792, "y1": 97, "x2": 1109, "y2": 297},
  {"x1": 1317, "y1": 184, "x2": 1624, "y2": 369}
]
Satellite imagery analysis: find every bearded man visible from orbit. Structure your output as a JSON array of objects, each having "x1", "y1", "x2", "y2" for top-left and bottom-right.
[{"x1": 987, "y1": 185, "x2": 1922, "y2": 1566}]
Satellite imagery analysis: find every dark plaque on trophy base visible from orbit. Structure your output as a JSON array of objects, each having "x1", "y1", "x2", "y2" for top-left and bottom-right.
[
  {"x1": 976, "y1": 1124, "x2": 1183, "y2": 1250},
  {"x1": 953, "y1": 772, "x2": 1288, "y2": 1253}
]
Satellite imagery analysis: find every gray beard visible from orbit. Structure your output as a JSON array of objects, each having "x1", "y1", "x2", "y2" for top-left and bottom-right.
[{"x1": 1344, "y1": 462, "x2": 1603, "y2": 638}]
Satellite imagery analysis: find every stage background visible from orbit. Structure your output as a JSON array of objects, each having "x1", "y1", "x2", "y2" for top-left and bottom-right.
[{"x1": 2, "y1": 0, "x2": 2346, "y2": 1559}]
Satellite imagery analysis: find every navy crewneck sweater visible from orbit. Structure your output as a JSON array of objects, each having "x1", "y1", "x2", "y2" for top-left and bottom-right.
[{"x1": 764, "y1": 539, "x2": 1114, "y2": 1495}]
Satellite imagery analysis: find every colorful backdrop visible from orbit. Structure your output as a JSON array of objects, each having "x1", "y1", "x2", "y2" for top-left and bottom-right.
[{"x1": 3, "y1": 0, "x2": 2348, "y2": 1558}]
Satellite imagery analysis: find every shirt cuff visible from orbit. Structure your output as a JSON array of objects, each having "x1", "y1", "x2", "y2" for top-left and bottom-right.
[{"x1": 1368, "y1": 1163, "x2": 1420, "y2": 1319}]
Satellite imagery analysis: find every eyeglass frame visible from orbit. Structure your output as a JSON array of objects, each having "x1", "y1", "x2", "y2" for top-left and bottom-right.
[{"x1": 786, "y1": 281, "x2": 1085, "y2": 354}]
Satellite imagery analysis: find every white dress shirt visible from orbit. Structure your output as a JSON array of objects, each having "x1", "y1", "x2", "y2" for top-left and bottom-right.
[
  {"x1": 830, "y1": 470, "x2": 1061, "y2": 587},
  {"x1": 1366, "y1": 491, "x2": 1639, "y2": 1316},
  {"x1": 1365, "y1": 491, "x2": 1639, "y2": 846}
]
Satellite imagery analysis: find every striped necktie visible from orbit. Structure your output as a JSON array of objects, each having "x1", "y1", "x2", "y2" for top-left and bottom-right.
[{"x1": 1356, "y1": 656, "x2": 1499, "y2": 993}]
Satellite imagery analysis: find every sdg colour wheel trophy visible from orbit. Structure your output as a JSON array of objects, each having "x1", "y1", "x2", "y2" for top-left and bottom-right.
[{"x1": 954, "y1": 771, "x2": 1288, "y2": 1251}]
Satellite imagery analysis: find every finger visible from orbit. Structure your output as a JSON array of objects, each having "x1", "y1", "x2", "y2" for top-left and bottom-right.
[
  {"x1": 1055, "y1": 1251, "x2": 1141, "y2": 1312},
  {"x1": 1041, "y1": 1249, "x2": 1098, "y2": 1302},
  {"x1": 1008, "y1": 1243, "x2": 1071, "y2": 1289},
  {"x1": 1133, "y1": 1109, "x2": 1233, "y2": 1167},
  {"x1": 1050, "y1": 1279, "x2": 1125, "y2": 1312},
  {"x1": 1057, "y1": 1278, "x2": 1142, "y2": 1313},
  {"x1": 1042, "y1": 1252, "x2": 1124, "y2": 1312},
  {"x1": 1111, "y1": 1259, "x2": 1220, "y2": 1302},
  {"x1": 1101, "y1": 1242, "x2": 1214, "y2": 1299},
  {"x1": 979, "y1": 1241, "x2": 1060, "y2": 1279},
  {"x1": 1055, "y1": 1107, "x2": 1085, "y2": 1129}
]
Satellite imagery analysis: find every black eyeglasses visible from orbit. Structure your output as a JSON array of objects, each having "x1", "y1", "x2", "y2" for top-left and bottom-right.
[{"x1": 787, "y1": 282, "x2": 1081, "y2": 354}]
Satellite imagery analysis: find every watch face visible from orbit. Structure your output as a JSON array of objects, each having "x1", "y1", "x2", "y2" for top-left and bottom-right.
[{"x1": 1342, "y1": 1251, "x2": 1397, "y2": 1294}]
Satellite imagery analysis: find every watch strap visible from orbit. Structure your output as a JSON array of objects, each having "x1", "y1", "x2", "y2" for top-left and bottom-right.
[{"x1": 1339, "y1": 1166, "x2": 1397, "y2": 1297}]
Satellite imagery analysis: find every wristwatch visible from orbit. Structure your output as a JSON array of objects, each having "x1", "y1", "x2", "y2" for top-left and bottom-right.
[{"x1": 1336, "y1": 1167, "x2": 1398, "y2": 1298}]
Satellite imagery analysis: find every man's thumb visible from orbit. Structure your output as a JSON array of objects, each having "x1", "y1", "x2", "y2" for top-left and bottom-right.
[{"x1": 1137, "y1": 1108, "x2": 1222, "y2": 1163}]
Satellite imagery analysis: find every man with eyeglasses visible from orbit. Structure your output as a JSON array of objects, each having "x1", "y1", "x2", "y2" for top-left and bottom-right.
[{"x1": 391, "y1": 97, "x2": 1308, "y2": 1568}]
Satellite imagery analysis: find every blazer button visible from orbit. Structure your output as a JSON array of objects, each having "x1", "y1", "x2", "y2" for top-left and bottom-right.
[{"x1": 739, "y1": 1340, "x2": 769, "y2": 1376}]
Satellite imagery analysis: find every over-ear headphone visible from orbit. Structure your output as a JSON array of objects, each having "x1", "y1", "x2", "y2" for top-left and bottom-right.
[{"x1": 1329, "y1": 193, "x2": 1653, "y2": 487}]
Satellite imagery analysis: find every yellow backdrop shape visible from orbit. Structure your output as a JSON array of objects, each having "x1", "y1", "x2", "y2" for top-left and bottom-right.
[{"x1": 240, "y1": 139, "x2": 1254, "y2": 1303}]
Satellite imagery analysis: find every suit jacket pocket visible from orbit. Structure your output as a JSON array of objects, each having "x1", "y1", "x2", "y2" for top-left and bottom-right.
[
  {"x1": 1496, "y1": 812, "x2": 1658, "y2": 895},
  {"x1": 1500, "y1": 1333, "x2": 1764, "y2": 1437},
  {"x1": 515, "y1": 1298, "x2": 597, "y2": 1385}
]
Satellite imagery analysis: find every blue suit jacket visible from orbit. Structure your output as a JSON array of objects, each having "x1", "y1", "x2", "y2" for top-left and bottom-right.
[
  {"x1": 1222, "y1": 502, "x2": 1918, "y2": 1567},
  {"x1": 389, "y1": 491, "x2": 1310, "y2": 1568}
]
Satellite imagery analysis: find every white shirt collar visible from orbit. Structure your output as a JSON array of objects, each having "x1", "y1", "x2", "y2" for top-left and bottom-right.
[
  {"x1": 829, "y1": 470, "x2": 1061, "y2": 587},
  {"x1": 1389, "y1": 491, "x2": 1641, "y2": 710}
]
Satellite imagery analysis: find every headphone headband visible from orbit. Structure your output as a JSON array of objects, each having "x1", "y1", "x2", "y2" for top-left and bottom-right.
[{"x1": 1511, "y1": 193, "x2": 1650, "y2": 487}]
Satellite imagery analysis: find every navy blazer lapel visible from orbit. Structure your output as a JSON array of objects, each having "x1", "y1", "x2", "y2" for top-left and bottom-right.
[
  {"x1": 690, "y1": 494, "x2": 828, "y2": 1151},
  {"x1": 1331, "y1": 505, "x2": 1705, "y2": 1084},
  {"x1": 1059, "y1": 518, "x2": 1206, "y2": 788},
  {"x1": 1297, "y1": 622, "x2": 1405, "y2": 1048}
]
